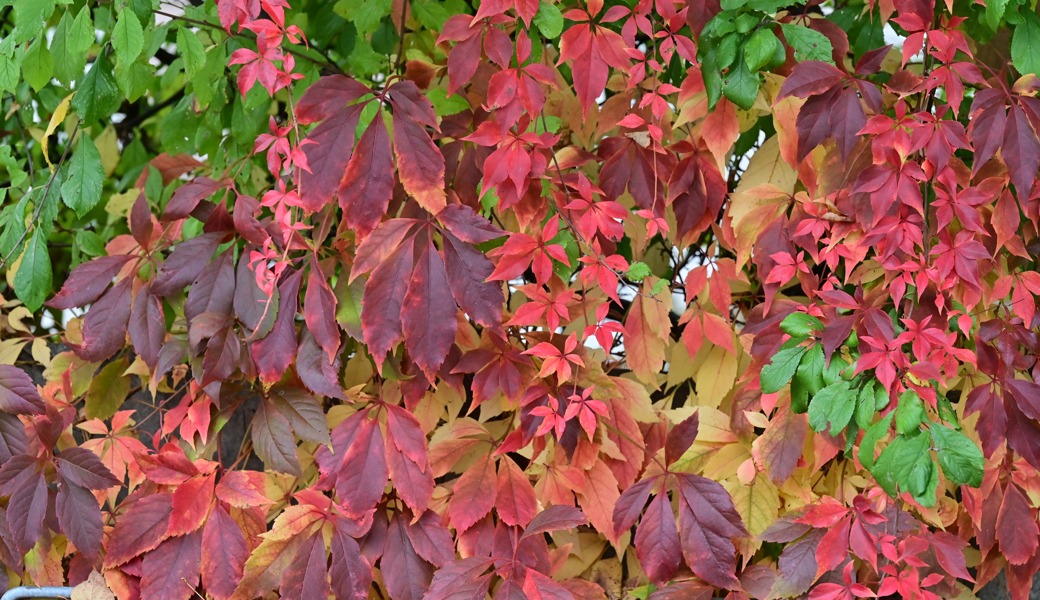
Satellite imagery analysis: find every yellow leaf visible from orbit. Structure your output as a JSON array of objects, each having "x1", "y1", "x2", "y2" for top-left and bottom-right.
[
  {"x1": 724, "y1": 473, "x2": 779, "y2": 538},
  {"x1": 43, "y1": 92, "x2": 75, "y2": 171},
  {"x1": 701, "y1": 442, "x2": 751, "y2": 480},
  {"x1": 30, "y1": 338, "x2": 51, "y2": 368},
  {"x1": 623, "y1": 280, "x2": 672, "y2": 387},
  {"x1": 72, "y1": 571, "x2": 115, "y2": 600},
  {"x1": 727, "y1": 183, "x2": 792, "y2": 268},
  {"x1": 734, "y1": 135, "x2": 798, "y2": 194},
  {"x1": 96, "y1": 125, "x2": 120, "y2": 176},
  {"x1": 105, "y1": 190, "x2": 139, "y2": 219},
  {"x1": 0, "y1": 339, "x2": 27, "y2": 365},
  {"x1": 694, "y1": 344, "x2": 738, "y2": 409}
]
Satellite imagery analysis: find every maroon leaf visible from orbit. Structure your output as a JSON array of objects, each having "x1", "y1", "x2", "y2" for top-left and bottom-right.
[
  {"x1": 296, "y1": 75, "x2": 372, "y2": 123},
  {"x1": 522, "y1": 506, "x2": 589, "y2": 541},
  {"x1": 296, "y1": 331, "x2": 345, "y2": 400},
  {"x1": 330, "y1": 522, "x2": 374, "y2": 600},
  {"x1": 777, "y1": 61, "x2": 844, "y2": 99},
  {"x1": 163, "y1": 177, "x2": 227, "y2": 220},
  {"x1": 402, "y1": 238, "x2": 457, "y2": 380},
  {"x1": 267, "y1": 384, "x2": 331, "y2": 445},
  {"x1": 47, "y1": 254, "x2": 132, "y2": 310},
  {"x1": 0, "y1": 414, "x2": 28, "y2": 463},
  {"x1": 388, "y1": 449, "x2": 434, "y2": 516},
  {"x1": 56, "y1": 475, "x2": 104, "y2": 560},
  {"x1": 140, "y1": 530, "x2": 202, "y2": 600},
  {"x1": 201, "y1": 504, "x2": 248, "y2": 600},
  {"x1": 1004, "y1": 105, "x2": 1040, "y2": 195},
  {"x1": 316, "y1": 413, "x2": 388, "y2": 517},
  {"x1": 635, "y1": 493, "x2": 682, "y2": 584},
  {"x1": 304, "y1": 257, "x2": 340, "y2": 361},
  {"x1": 56, "y1": 447, "x2": 120, "y2": 489},
  {"x1": 252, "y1": 269, "x2": 303, "y2": 384},
  {"x1": 423, "y1": 558, "x2": 492, "y2": 600},
  {"x1": 151, "y1": 233, "x2": 224, "y2": 296},
  {"x1": 105, "y1": 492, "x2": 174, "y2": 567},
  {"x1": 77, "y1": 277, "x2": 133, "y2": 362},
  {"x1": 612, "y1": 477, "x2": 654, "y2": 537},
  {"x1": 770, "y1": 528, "x2": 824, "y2": 597},
  {"x1": 130, "y1": 190, "x2": 154, "y2": 248},
  {"x1": 299, "y1": 104, "x2": 363, "y2": 209},
  {"x1": 382, "y1": 516, "x2": 432, "y2": 600},
  {"x1": 436, "y1": 204, "x2": 504, "y2": 244},
  {"x1": 129, "y1": 286, "x2": 166, "y2": 368},
  {"x1": 340, "y1": 115, "x2": 395, "y2": 236},
  {"x1": 442, "y1": 233, "x2": 504, "y2": 328},
  {"x1": 280, "y1": 533, "x2": 331, "y2": 600},
  {"x1": 184, "y1": 250, "x2": 235, "y2": 322},
  {"x1": 665, "y1": 412, "x2": 699, "y2": 466},
  {"x1": 403, "y1": 511, "x2": 456, "y2": 568},
  {"x1": 0, "y1": 456, "x2": 48, "y2": 554},
  {"x1": 0, "y1": 365, "x2": 45, "y2": 415},
  {"x1": 234, "y1": 251, "x2": 278, "y2": 337},
  {"x1": 676, "y1": 474, "x2": 747, "y2": 590},
  {"x1": 251, "y1": 394, "x2": 302, "y2": 476}
]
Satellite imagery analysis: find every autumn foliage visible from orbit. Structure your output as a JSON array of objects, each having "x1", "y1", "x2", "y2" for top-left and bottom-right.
[{"x1": 2, "y1": 0, "x2": 1040, "y2": 598}]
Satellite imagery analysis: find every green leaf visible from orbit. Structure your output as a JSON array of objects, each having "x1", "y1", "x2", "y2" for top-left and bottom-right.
[
  {"x1": 985, "y1": 0, "x2": 1009, "y2": 30},
  {"x1": 744, "y1": 28, "x2": 779, "y2": 72},
  {"x1": 62, "y1": 134, "x2": 106, "y2": 217},
  {"x1": 822, "y1": 353, "x2": 849, "y2": 386},
  {"x1": 85, "y1": 358, "x2": 131, "y2": 420},
  {"x1": 894, "y1": 390, "x2": 924, "y2": 436},
  {"x1": 73, "y1": 54, "x2": 121, "y2": 123},
  {"x1": 760, "y1": 346, "x2": 806, "y2": 394},
  {"x1": 794, "y1": 343, "x2": 824, "y2": 396},
  {"x1": 854, "y1": 381, "x2": 877, "y2": 429},
  {"x1": 21, "y1": 35, "x2": 53, "y2": 92},
  {"x1": 12, "y1": 228, "x2": 52, "y2": 312},
  {"x1": 0, "y1": 45, "x2": 23, "y2": 94},
  {"x1": 426, "y1": 87, "x2": 470, "y2": 116},
  {"x1": 859, "y1": 412, "x2": 892, "y2": 471},
  {"x1": 177, "y1": 28, "x2": 207, "y2": 79},
  {"x1": 113, "y1": 9, "x2": 145, "y2": 67},
  {"x1": 412, "y1": 0, "x2": 450, "y2": 30},
  {"x1": 533, "y1": 1, "x2": 564, "y2": 39},
  {"x1": 930, "y1": 423, "x2": 984, "y2": 487},
  {"x1": 334, "y1": 0, "x2": 392, "y2": 36},
  {"x1": 722, "y1": 57, "x2": 760, "y2": 110},
  {"x1": 780, "y1": 23, "x2": 833, "y2": 63},
  {"x1": 1012, "y1": 12, "x2": 1040, "y2": 76},
  {"x1": 872, "y1": 430, "x2": 932, "y2": 503},
  {"x1": 12, "y1": 0, "x2": 56, "y2": 44},
  {"x1": 780, "y1": 311, "x2": 823, "y2": 338},
  {"x1": 626, "y1": 262, "x2": 653, "y2": 282},
  {"x1": 51, "y1": 7, "x2": 93, "y2": 83},
  {"x1": 807, "y1": 380, "x2": 854, "y2": 436}
]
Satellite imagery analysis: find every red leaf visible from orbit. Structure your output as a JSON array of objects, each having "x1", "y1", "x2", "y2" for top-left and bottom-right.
[
  {"x1": 0, "y1": 365, "x2": 45, "y2": 415},
  {"x1": 382, "y1": 516, "x2": 433, "y2": 600},
  {"x1": 47, "y1": 254, "x2": 132, "y2": 310},
  {"x1": 330, "y1": 521, "x2": 373, "y2": 600},
  {"x1": 140, "y1": 530, "x2": 202, "y2": 600},
  {"x1": 201, "y1": 504, "x2": 248, "y2": 600},
  {"x1": 402, "y1": 237, "x2": 458, "y2": 379},
  {"x1": 167, "y1": 474, "x2": 215, "y2": 536},
  {"x1": 76, "y1": 277, "x2": 133, "y2": 362},
  {"x1": 105, "y1": 493, "x2": 174, "y2": 567},
  {"x1": 252, "y1": 269, "x2": 303, "y2": 384},
  {"x1": 340, "y1": 114, "x2": 395, "y2": 236},
  {"x1": 392, "y1": 110, "x2": 446, "y2": 214},
  {"x1": 635, "y1": 493, "x2": 682, "y2": 584},
  {"x1": 496, "y1": 457, "x2": 537, "y2": 527},
  {"x1": 360, "y1": 236, "x2": 415, "y2": 369},
  {"x1": 299, "y1": 104, "x2": 363, "y2": 208},
  {"x1": 163, "y1": 177, "x2": 227, "y2": 220},
  {"x1": 317, "y1": 413, "x2": 388, "y2": 517},
  {"x1": 997, "y1": 483, "x2": 1039, "y2": 565},
  {"x1": 280, "y1": 533, "x2": 331, "y2": 600},
  {"x1": 676, "y1": 473, "x2": 747, "y2": 590},
  {"x1": 304, "y1": 257, "x2": 340, "y2": 361},
  {"x1": 129, "y1": 286, "x2": 165, "y2": 368},
  {"x1": 665, "y1": 412, "x2": 699, "y2": 466},
  {"x1": 447, "y1": 456, "x2": 498, "y2": 533},
  {"x1": 215, "y1": 470, "x2": 270, "y2": 508},
  {"x1": 388, "y1": 442, "x2": 434, "y2": 515}
]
